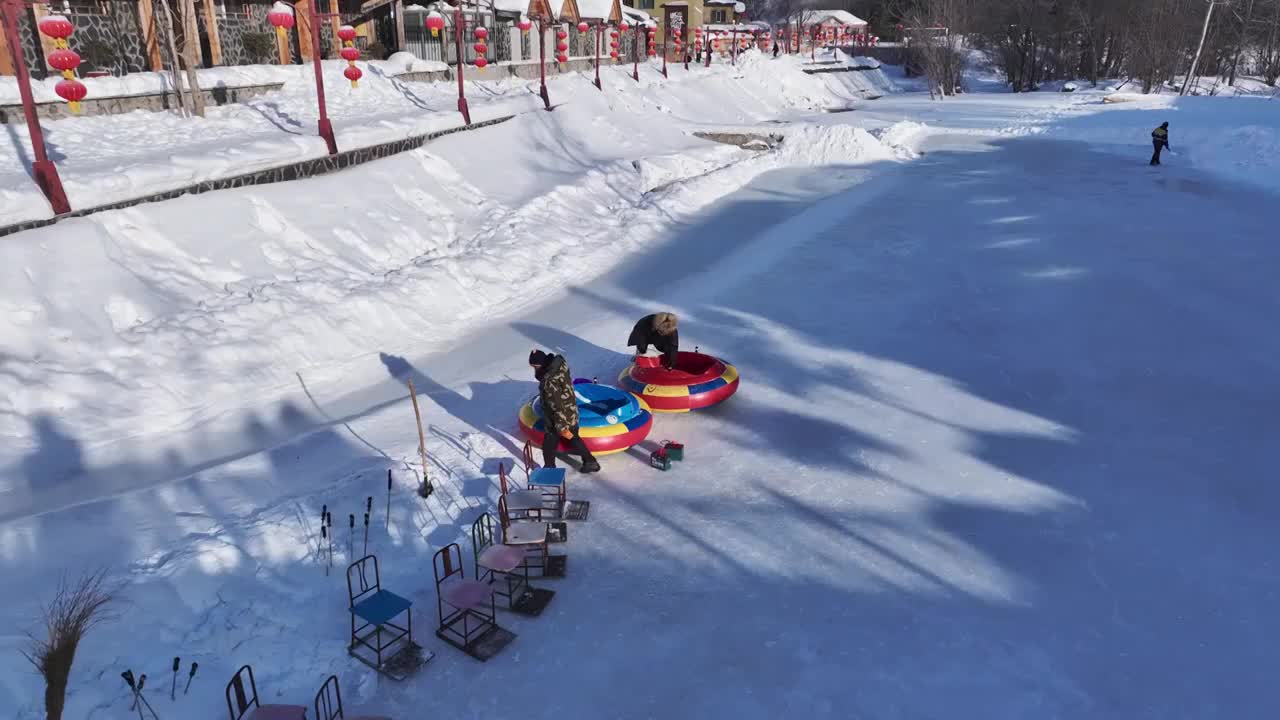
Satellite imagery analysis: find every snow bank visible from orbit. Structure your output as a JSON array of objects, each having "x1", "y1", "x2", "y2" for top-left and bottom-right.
[
  {"x1": 0, "y1": 56, "x2": 907, "y2": 523},
  {"x1": 0, "y1": 55, "x2": 896, "y2": 226}
]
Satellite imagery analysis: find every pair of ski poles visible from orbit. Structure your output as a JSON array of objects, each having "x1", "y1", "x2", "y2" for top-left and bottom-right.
[{"x1": 123, "y1": 659, "x2": 197, "y2": 718}]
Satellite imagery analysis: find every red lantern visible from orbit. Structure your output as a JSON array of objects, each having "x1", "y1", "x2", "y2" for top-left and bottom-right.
[
  {"x1": 426, "y1": 11, "x2": 445, "y2": 37},
  {"x1": 619, "y1": 21, "x2": 629, "y2": 32},
  {"x1": 56, "y1": 78, "x2": 87, "y2": 103},
  {"x1": 475, "y1": 56, "x2": 488, "y2": 68},
  {"x1": 38, "y1": 14, "x2": 74, "y2": 40},
  {"x1": 557, "y1": 41, "x2": 568, "y2": 52},
  {"x1": 610, "y1": 50, "x2": 618, "y2": 58},
  {"x1": 557, "y1": 29, "x2": 568, "y2": 39},
  {"x1": 577, "y1": 21, "x2": 589, "y2": 33},
  {"x1": 556, "y1": 52, "x2": 568, "y2": 63},
  {"x1": 267, "y1": 1, "x2": 294, "y2": 39},
  {"x1": 47, "y1": 48, "x2": 81, "y2": 72},
  {"x1": 610, "y1": 29, "x2": 618, "y2": 38},
  {"x1": 474, "y1": 42, "x2": 487, "y2": 53},
  {"x1": 338, "y1": 24, "x2": 361, "y2": 88},
  {"x1": 647, "y1": 48, "x2": 656, "y2": 56},
  {"x1": 674, "y1": 27, "x2": 681, "y2": 37},
  {"x1": 475, "y1": 26, "x2": 489, "y2": 39},
  {"x1": 518, "y1": 17, "x2": 532, "y2": 33}
]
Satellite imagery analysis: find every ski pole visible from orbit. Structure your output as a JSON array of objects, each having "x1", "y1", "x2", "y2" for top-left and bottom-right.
[
  {"x1": 183, "y1": 662, "x2": 198, "y2": 695},
  {"x1": 348, "y1": 514, "x2": 355, "y2": 560},
  {"x1": 363, "y1": 512, "x2": 370, "y2": 556},
  {"x1": 171, "y1": 657, "x2": 179, "y2": 701},
  {"x1": 135, "y1": 675, "x2": 160, "y2": 720},
  {"x1": 123, "y1": 670, "x2": 142, "y2": 716},
  {"x1": 321, "y1": 526, "x2": 329, "y2": 575},
  {"x1": 325, "y1": 512, "x2": 333, "y2": 571},
  {"x1": 386, "y1": 469, "x2": 392, "y2": 531}
]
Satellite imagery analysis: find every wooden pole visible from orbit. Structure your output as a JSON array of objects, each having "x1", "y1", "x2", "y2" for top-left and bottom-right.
[
  {"x1": 328, "y1": 0, "x2": 341, "y2": 58},
  {"x1": 178, "y1": 0, "x2": 205, "y2": 115},
  {"x1": 138, "y1": 0, "x2": 163, "y2": 70},
  {"x1": 200, "y1": 0, "x2": 221, "y2": 65},
  {"x1": 155, "y1": 0, "x2": 190, "y2": 115},
  {"x1": 0, "y1": 13, "x2": 12, "y2": 76},
  {"x1": 296, "y1": 0, "x2": 313, "y2": 58},
  {"x1": 405, "y1": 378, "x2": 430, "y2": 488}
]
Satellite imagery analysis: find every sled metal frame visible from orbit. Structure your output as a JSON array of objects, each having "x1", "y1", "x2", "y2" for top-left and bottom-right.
[
  {"x1": 226, "y1": 664, "x2": 306, "y2": 720},
  {"x1": 472, "y1": 512, "x2": 555, "y2": 616},
  {"x1": 347, "y1": 555, "x2": 416, "y2": 676},
  {"x1": 433, "y1": 543, "x2": 515, "y2": 661}
]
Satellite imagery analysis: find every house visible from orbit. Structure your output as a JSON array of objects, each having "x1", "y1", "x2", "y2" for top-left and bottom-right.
[{"x1": 623, "y1": 0, "x2": 739, "y2": 45}]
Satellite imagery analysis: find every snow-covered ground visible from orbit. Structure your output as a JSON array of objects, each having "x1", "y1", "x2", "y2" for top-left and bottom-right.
[
  {"x1": 0, "y1": 53, "x2": 894, "y2": 225},
  {"x1": 3, "y1": 52, "x2": 1280, "y2": 720}
]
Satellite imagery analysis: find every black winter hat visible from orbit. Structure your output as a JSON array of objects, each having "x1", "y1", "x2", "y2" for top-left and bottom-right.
[{"x1": 529, "y1": 349, "x2": 550, "y2": 367}]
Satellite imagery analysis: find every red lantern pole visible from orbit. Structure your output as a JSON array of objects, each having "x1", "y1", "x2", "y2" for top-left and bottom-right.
[
  {"x1": 452, "y1": 1, "x2": 470, "y2": 125},
  {"x1": 537, "y1": 18, "x2": 551, "y2": 109},
  {"x1": 1, "y1": 0, "x2": 70, "y2": 214},
  {"x1": 593, "y1": 22, "x2": 601, "y2": 90},
  {"x1": 632, "y1": 24, "x2": 640, "y2": 82},
  {"x1": 660, "y1": 23, "x2": 667, "y2": 77},
  {"x1": 306, "y1": 0, "x2": 338, "y2": 154}
]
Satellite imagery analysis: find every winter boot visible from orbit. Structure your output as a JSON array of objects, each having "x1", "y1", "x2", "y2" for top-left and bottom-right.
[{"x1": 579, "y1": 456, "x2": 601, "y2": 474}]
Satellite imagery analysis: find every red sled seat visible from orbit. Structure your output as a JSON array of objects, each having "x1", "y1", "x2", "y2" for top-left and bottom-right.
[
  {"x1": 314, "y1": 674, "x2": 391, "y2": 720},
  {"x1": 225, "y1": 665, "x2": 306, "y2": 720}
]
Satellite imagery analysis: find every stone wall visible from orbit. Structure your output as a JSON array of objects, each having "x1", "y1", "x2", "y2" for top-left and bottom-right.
[
  {"x1": 0, "y1": 81, "x2": 285, "y2": 123},
  {"x1": 18, "y1": 3, "x2": 149, "y2": 79}
]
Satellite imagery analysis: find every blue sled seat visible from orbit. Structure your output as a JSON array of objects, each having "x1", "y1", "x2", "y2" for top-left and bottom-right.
[{"x1": 353, "y1": 589, "x2": 412, "y2": 626}]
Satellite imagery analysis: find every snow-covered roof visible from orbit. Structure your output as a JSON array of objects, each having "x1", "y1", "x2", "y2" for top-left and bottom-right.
[
  {"x1": 621, "y1": 6, "x2": 656, "y2": 27},
  {"x1": 809, "y1": 10, "x2": 866, "y2": 26},
  {"x1": 491, "y1": 0, "x2": 530, "y2": 13},
  {"x1": 576, "y1": 0, "x2": 616, "y2": 21}
]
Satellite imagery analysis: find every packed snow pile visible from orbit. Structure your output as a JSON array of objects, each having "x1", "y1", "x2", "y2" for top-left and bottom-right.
[{"x1": 0, "y1": 54, "x2": 896, "y2": 225}]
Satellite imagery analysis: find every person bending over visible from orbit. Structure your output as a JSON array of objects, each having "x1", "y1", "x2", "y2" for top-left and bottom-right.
[
  {"x1": 529, "y1": 349, "x2": 600, "y2": 473},
  {"x1": 627, "y1": 312, "x2": 679, "y2": 370}
]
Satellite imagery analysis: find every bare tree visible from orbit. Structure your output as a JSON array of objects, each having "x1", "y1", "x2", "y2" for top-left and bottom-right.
[
  {"x1": 177, "y1": 0, "x2": 207, "y2": 116},
  {"x1": 22, "y1": 570, "x2": 117, "y2": 720},
  {"x1": 893, "y1": 0, "x2": 971, "y2": 98}
]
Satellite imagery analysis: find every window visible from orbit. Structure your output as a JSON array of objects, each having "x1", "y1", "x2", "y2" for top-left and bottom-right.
[
  {"x1": 637, "y1": 0, "x2": 655, "y2": 8},
  {"x1": 710, "y1": 9, "x2": 725, "y2": 22}
]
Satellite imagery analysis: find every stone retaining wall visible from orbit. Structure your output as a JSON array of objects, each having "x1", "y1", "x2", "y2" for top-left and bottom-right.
[{"x1": 0, "y1": 82, "x2": 285, "y2": 123}]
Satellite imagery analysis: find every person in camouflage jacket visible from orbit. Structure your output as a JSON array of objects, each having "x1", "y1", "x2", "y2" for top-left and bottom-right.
[{"x1": 529, "y1": 349, "x2": 600, "y2": 473}]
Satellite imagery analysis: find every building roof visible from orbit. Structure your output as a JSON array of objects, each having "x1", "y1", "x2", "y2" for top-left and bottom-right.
[
  {"x1": 491, "y1": 0, "x2": 530, "y2": 14},
  {"x1": 620, "y1": 6, "x2": 656, "y2": 27},
  {"x1": 809, "y1": 9, "x2": 866, "y2": 26},
  {"x1": 576, "y1": 0, "x2": 620, "y2": 21}
]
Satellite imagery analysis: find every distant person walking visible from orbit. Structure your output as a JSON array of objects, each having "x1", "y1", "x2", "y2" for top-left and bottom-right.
[{"x1": 1151, "y1": 122, "x2": 1170, "y2": 166}]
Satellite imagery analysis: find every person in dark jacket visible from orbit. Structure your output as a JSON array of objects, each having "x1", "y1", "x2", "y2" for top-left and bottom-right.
[
  {"x1": 1151, "y1": 122, "x2": 1170, "y2": 165},
  {"x1": 529, "y1": 349, "x2": 600, "y2": 473},
  {"x1": 627, "y1": 312, "x2": 679, "y2": 370}
]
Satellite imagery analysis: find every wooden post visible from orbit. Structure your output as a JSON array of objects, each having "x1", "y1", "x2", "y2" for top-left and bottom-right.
[
  {"x1": 296, "y1": 0, "x2": 313, "y2": 58},
  {"x1": 393, "y1": 0, "x2": 406, "y2": 52},
  {"x1": 200, "y1": 0, "x2": 221, "y2": 65},
  {"x1": 405, "y1": 379, "x2": 430, "y2": 489},
  {"x1": 138, "y1": 0, "x2": 163, "y2": 70},
  {"x1": 328, "y1": 0, "x2": 341, "y2": 58},
  {"x1": 178, "y1": 0, "x2": 205, "y2": 115},
  {"x1": 0, "y1": 14, "x2": 12, "y2": 76}
]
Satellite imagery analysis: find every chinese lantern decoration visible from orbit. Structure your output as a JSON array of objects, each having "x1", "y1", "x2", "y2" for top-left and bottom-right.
[
  {"x1": 426, "y1": 10, "x2": 445, "y2": 37},
  {"x1": 619, "y1": 20, "x2": 629, "y2": 32},
  {"x1": 518, "y1": 16, "x2": 531, "y2": 34},
  {"x1": 557, "y1": 27, "x2": 568, "y2": 64},
  {"x1": 647, "y1": 27, "x2": 656, "y2": 57},
  {"x1": 337, "y1": 25, "x2": 361, "y2": 88},
  {"x1": 473, "y1": 25, "x2": 488, "y2": 69},
  {"x1": 267, "y1": 1, "x2": 294, "y2": 40},
  {"x1": 578, "y1": 21, "x2": 589, "y2": 34},
  {"x1": 38, "y1": 15, "x2": 86, "y2": 114}
]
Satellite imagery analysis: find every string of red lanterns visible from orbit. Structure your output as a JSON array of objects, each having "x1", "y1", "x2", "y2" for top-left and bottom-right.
[
  {"x1": 473, "y1": 25, "x2": 489, "y2": 69},
  {"x1": 556, "y1": 27, "x2": 568, "y2": 65},
  {"x1": 338, "y1": 25, "x2": 361, "y2": 87},
  {"x1": 37, "y1": 14, "x2": 86, "y2": 114},
  {"x1": 609, "y1": 27, "x2": 619, "y2": 61},
  {"x1": 647, "y1": 26, "x2": 656, "y2": 57}
]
